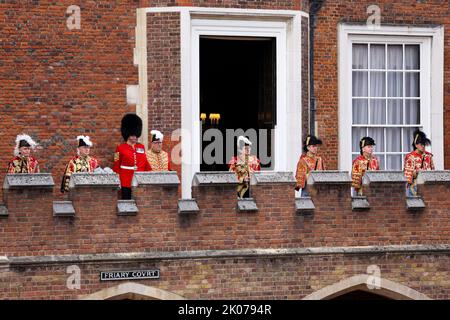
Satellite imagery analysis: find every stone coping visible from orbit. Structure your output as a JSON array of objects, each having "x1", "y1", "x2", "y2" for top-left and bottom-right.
[
  {"x1": 237, "y1": 198, "x2": 258, "y2": 212},
  {"x1": 3, "y1": 173, "x2": 54, "y2": 189},
  {"x1": 8, "y1": 244, "x2": 450, "y2": 266},
  {"x1": 53, "y1": 201, "x2": 75, "y2": 217},
  {"x1": 406, "y1": 196, "x2": 426, "y2": 211},
  {"x1": 362, "y1": 171, "x2": 406, "y2": 184},
  {"x1": 132, "y1": 172, "x2": 180, "y2": 187},
  {"x1": 307, "y1": 171, "x2": 351, "y2": 185},
  {"x1": 351, "y1": 196, "x2": 370, "y2": 211},
  {"x1": 295, "y1": 197, "x2": 315, "y2": 212},
  {"x1": 250, "y1": 172, "x2": 296, "y2": 185},
  {"x1": 416, "y1": 171, "x2": 450, "y2": 184},
  {"x1": 69, "y1": 173, "x2": 120, "y2": 189},
  {"x1": 192, "y1": 172, "x2": 237, "y2": 186},
  {"x1": 178, "y1": 199, "x2": 199, "y2": 214},
  {"x1": 117, "y1": 200, "x2": 139, "y2": 216}
]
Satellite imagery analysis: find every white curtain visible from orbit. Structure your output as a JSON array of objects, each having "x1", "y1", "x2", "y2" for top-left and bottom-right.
[{"x1": 352, "y1": 43, "x2": 420, "y2": 170}]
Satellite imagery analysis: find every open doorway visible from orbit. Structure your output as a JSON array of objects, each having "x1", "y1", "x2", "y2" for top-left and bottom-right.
[{"x1": 199, "y1": 36, "x2": 276, "y2": 171}]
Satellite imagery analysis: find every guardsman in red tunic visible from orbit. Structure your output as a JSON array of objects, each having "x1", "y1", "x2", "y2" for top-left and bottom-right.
[
  {"x1": 228, "y1": 136, "x2": 261, "y2": 198},
  {"x1": 351, "y1": 136, "x2": 380, "y2": 196},
  {"x1": 295, "y1": 135, "x2": 326, "y2": 197},
  {"x1": 113, "y1": 113, "x2": 152, "y2": 199},
  {"x1": 7, "y1": 134, "x2": 40, "y2": 173},
  {"x1": 146, "y1": 130, "x2": 171, "y2": 171},
  {"x1": 61, "y1": 136, "x2": 100, "y2": 193},
  {"x1": 404, "y1": 129, "x2": 434, "y2": 197}
]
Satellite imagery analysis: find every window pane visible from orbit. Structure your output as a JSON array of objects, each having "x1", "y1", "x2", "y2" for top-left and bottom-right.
[
  {"x1": 352, "y1": 99, "x2": 368, "y2": 124},
  {"x1": 387, "y1": 45, "x2": 402, "y2": 70},
  {"x1": 387, "y1": 72, "x2": 403, "y2": 97},
  {"x1": 376, "y1": 154, "x2": 385, "y2": 170},
  {"x1": 370, "y1": 44, "x2": 385, "y2": 69},
  {"x1": 405, "y1": 100, "x2": 420, "y2": 124},
  {"x1": 370, "y1": 71, "x2": 386, "y2": 97},
  {"x1": 405, "y1": 72, "x2": 420, "y2": 97},
  {"x1": 405, "y1": 45, "x2": 420, "y2": 70},
  {"x1": 386, "y1": 155, "x2": 402, "y2": 170},
  {"x1": 352, "y1": 127, "x2": 367, "y2": 152},
  {"x1": 387, "y1": 99, "x2": 403, "y2": 124},
  {"x1": 370, "y1": 99, "x2": 386, "y2": 124},
  {"x1": 352, "y1": 44, "x2": 368, "y2": 69},
  {"x1": 368, "y1": 127, "x2": 385, "y2": 152},
  {"x1": 386, "y1": 128, "x2": 401, "y2": 152},
  {"x1": 352, "y1": 71, "x2": 368, "y2": 96},
  {"x1": 403, "y1": 127, "x2": 419, "y2": 152}
]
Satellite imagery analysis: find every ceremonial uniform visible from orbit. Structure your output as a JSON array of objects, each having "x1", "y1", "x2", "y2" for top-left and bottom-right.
[
  {"x1": 7, "y1": 155, "x2": 40, "y2": 173},
  {"x1": 295, "y1": 135, "x2": 325, "y2": 196},
  {"x1": 351, "y1": 155, "x2": 380, "y2": 192},
  {"x1": 146, "y1": 149, "x2": 171, "y2": 171},
  {"x1": 61, "y1": 155, "x2": 99, "y2": 192},
  {"x1": 114, "y1": 113, "x2": 151, "y2": 199},
  {"x1": 146, "y1": 129, "x2": 171, "y2": 172},
  {"x1": 61, "y1": 136, "x2": 99, "y2": 193},
  {"x1": 113, "y1": 142, "x2": 151, "y2": 188},
  {"x1": 404, "y1": 130, "x2": 434, "y2": 196},
  {"x1": 7, "y1": 134, "x2": 40, "y2": 174},
  {"x1": 295, "y1": 152, "x2": 325, "y2": 190},
  {"x1": 229, "y1": 136, "x2": 261, "y2": 198},
  {"x1": 351, "y1": 136, "x2": 379, "y2": 196}
]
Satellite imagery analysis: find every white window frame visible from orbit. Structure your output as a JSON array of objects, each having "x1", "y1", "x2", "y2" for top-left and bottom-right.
[{"x1": 338, "y1": 24, "x2": 444, "y2": 172}]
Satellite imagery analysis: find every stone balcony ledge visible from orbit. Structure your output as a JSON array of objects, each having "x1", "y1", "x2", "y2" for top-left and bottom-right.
[
  {"x1": 250, "y1": 172, "x2": 296, "y2": 185},
  {"x1": 132, "y1": 172, "x2": 180, "y2": 187},
  {"x1": 362, "y1": 171, "x2": 406, "y2": 184},
  {"x1": 3, "y1": 173, "x2": 54, "y2": 189},
  {"x1": 69, "y1": 173, "x2": 120, "y2": 189},
  {"x1": 416, "y1": 171, "x2": 450, "y2": 184},
  {"x1": 192, "y1": 172, "x2": 237, "y2": 186},
  {"x1": 307, "y1": 171, "x2": 351, "y2": 185}
]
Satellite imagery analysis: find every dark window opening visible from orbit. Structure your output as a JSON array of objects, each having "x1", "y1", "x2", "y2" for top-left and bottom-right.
[{"x1": 200, "y1": 36, "x2": 276, "y2": 171}]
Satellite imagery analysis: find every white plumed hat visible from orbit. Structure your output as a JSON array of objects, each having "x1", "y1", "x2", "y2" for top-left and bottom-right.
[
  {"x1": 150, "y1": 130, "x2": 164, "y2": 142},
  {"x1": 77, "y1": 135, "x2": 93, "y2": 147},
  {"x1": 237, "y1": 135, "x2": 252, "y2": 147},
  {"x1": 14, "y1": 134, "x2": 37, "y2": 156}
]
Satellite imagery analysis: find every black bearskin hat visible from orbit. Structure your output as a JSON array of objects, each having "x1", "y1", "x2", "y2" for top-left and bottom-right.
[
  {"x1": 359, "y1": 136, "x2": 375, "y2": 155},
  {"x1": 121, "y1": 113, "x2": 142, "y2": 141},
  {"x1": 303, "y1": 135, "x2": 323, "y2": 153},
  {"x1": 412, "y1": 129, "x2": 431, "y2": 149}
]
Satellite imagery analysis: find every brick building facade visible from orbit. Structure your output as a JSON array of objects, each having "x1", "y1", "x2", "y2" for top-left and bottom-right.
[{"x1": 0, "y1": 1, "x2": 449, "y2": 299}]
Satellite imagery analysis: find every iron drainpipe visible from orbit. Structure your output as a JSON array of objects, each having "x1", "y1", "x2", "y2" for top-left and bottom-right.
[{"x1": 309, "y1": 0, "x2": 325, "y2": 136}]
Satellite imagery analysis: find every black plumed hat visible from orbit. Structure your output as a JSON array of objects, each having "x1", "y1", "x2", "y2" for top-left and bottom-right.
[
  {"x1": 359, "y1": 137, "x2": 375, "y2": 154},
  {"x1": 412, "y1": 129, "x2": 431, "y2": 148},
  {"x1": 121, "y1": 113, "x2": 142, "y2": 141},
  {"x1": 303, "y1": 135, "x2": 322, "y2": 152}
]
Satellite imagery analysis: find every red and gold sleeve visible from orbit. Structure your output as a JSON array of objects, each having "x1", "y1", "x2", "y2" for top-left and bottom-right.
[
  {"x1": 351, "y1": 159, "x2": 363, "y2": 190},
  {"x1": 295, "y1": 158, "x2": 308, "y2": 189},
  {"x1": 404, "y1": 154, "x2": 415, "y2": 184}
]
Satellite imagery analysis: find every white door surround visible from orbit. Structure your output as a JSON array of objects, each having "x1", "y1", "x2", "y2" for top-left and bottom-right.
[{"x1": 137, "y1": 7, "x2": 307, "y2": 198}]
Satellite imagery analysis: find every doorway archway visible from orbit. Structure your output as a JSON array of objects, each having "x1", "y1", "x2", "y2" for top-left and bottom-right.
[
  {"x1": 80, "y1": 282, "x2": 186, "y2": 300},
  {"x1": 302, "y1": 274, "x2": 431, "y2": 300}
]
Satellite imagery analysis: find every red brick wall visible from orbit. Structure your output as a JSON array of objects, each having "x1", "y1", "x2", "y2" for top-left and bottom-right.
[
  {"x1": 0, "y1": 179, "x2": 448, "y2": 257},
  {"x1": 142, "y1": 0, "x2": 306, "y2": 10},
  {"x1": 0, "y1": 1, "x2": 140, "y2": 200},
  {"x1": 1, "y1": 253, "x2": 448, "y2": 299},
  {"x1": 147, "y1": 12, "x2": 182, "y2": 177},
  {"x1": 313, "y1": 0, "x2": 449, "y2": 169}
]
